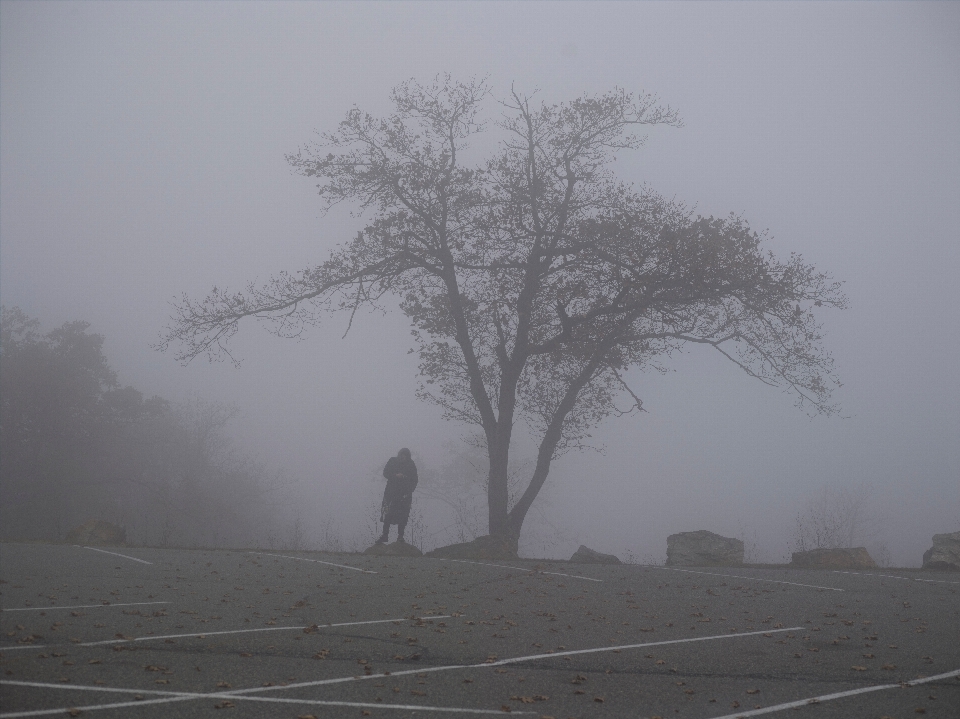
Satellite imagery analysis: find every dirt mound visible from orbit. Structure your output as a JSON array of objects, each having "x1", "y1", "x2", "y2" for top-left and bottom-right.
[
  {"x1": 426, "y1": 535, "x2": 518, "y2": 560},
  {"x1": 363, "y1": 541, "x2": 423, "y2": 557},
  {"x1": 65, "y1": 520, "x2": 126, "y2": 546}
]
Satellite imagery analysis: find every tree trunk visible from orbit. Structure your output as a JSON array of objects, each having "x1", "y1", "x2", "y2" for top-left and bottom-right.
[
  {"x1": 487, "y1": 433, "x2": 511, "y2": 537},
  {"x1": 501, "y1": 346, "x2": 612, "y2": 541}
]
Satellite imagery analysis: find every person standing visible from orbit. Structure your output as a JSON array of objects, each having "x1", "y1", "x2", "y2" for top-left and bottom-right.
[{"x1": 377, "y1": 447, "x2": 418, "y2": 544}]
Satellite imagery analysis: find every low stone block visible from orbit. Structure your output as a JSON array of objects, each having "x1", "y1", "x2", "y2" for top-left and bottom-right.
[
  {"x1": 65, "y1": 520, "x2": 126, "y2": 546},
  {"x1": 790, "y1": 547, "x2": 876, "y2": 569},
  {"x1": 363, "y1": 541, "x2": 423, "y2": 557},
  {"x1": 666, "y1": 530, "x2": 744, "y2": 567},
  {"x1": 921, "y1": 531, "x2": 960, "y2": 571},
  {"x1": 570, "y1": 545, "x2": 621, "y2": 564},
  {"x1": 425, "y1": 535, "x2": 519, "y2": 560}
]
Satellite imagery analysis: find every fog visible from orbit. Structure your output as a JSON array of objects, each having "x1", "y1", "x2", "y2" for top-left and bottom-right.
[{"x1": 2, "y1": 2, "x2": 957, "y2": 565}]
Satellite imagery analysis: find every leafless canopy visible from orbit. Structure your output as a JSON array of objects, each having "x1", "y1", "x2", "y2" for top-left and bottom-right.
[{"x1": 160, "y1": 76, "x2": 846, "y2": 538}]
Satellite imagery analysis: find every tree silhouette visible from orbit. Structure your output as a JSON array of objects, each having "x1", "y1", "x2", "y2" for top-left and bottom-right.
[{"x1": 161, "y1": 77, "x2": 845, "y2": 542}]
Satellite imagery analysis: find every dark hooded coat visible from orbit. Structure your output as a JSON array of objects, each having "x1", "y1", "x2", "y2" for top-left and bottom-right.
[{"x1": 381, "y1": 455, "x2": 418, "y2": 525}]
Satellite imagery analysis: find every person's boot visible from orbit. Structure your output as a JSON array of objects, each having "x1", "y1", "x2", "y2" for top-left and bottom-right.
[
  {"x1": 375, "y1": 527, "x2": 389, "y2": 544},
  {"x1": 397, "y1": 524, "x2": 406, "y2": 543}
]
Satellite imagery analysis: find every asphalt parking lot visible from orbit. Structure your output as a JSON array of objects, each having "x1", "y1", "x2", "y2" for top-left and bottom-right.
[{"x1": 1, "y1": 542, "x2": 958, "y2": 718}]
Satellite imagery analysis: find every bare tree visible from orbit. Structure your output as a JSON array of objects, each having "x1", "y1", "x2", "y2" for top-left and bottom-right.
[
  {"x1": 160, "y1": 77, "x2": 845, "y2": 544},
  {"x1": 793, "y1": 484, "x2": 877, "y2": 552}
]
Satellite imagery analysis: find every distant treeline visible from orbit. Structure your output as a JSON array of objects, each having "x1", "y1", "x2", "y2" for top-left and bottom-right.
[{"x1": 0, "y1": 306, "x2": 285, "y2": 547}]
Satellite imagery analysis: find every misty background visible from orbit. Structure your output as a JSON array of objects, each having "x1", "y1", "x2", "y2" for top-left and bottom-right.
[{"x1": 2, "y1": 2, "x2": 957, "y2": 565}]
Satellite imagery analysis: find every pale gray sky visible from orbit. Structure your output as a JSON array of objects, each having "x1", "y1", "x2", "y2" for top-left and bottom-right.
[{"x1": 2, "y1": 1, "x2": 958, "y2": 564}]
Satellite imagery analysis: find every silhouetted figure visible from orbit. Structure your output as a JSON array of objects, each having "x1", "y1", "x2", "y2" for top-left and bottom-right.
[{"x1": 377, "y1": 448, "x2": 418, "y2": 543}]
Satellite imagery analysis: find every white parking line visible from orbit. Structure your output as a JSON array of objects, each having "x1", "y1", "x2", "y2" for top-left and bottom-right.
[
  {"x1": 833, "y1": 570, "x2": 911, "y2": 581},
  {"x1": 0, "y1": 694, "x2": 199, "y2": 718},
  {"x1": 487, "y1": 626, "x2": 803, "y2": 667},
  {"x1": 2, "y1": 601, "x2": 170, "y2": 612},
  {"x1": 706, "y1": 668, "x2": 960, "y2": 719},
  {"x1": 655, "y1": 567, "x2": 843, "y2": 591},
  {"x1": 540, "y1": 569, "x2": 603, "y2": 582},
  {"x1": 0, "y1": 626, "x2": 798, "y2": 716},
  {"x1": 435, "y1": 558, "x2": 603, "y2": 582},
  {"x1": 250, "y1": 551, "x2": 376, "y2": 573},
  {"x1": 832, "y1": 570, "x2": 960, "y2": 585},
  {"x1": 218, "y1": 694, "x2": 534, "y2": 715},
  {"x1": 0, "y1": 615, "x2": 450, "y2": 652},
  {"x1": 230, "y1": 625, "x2": 802, "y2": 696},
  {"x1": 80, "y1": 546, "x2": 152, "y2": 565},
  {"x1": 0, "y1": 681, "x2": 533, "y2": 717}
]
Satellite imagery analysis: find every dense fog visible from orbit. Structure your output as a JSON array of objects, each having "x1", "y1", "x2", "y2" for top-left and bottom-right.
[{"x1": 2, "y1": 2, "x2": 957, "y2": 566}]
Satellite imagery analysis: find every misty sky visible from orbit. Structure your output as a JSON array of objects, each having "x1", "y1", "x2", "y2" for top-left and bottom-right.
[{"x1": 2, "y1": 1, "x2": 957, "y2": 564}]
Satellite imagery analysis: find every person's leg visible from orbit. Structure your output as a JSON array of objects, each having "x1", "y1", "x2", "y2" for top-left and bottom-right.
[
  {"x1": 397, "y1": 521, "x2": 406, "y2": 542},
  {"x1": 376, "y1": 523, "x2": 390, "y2": 543}
]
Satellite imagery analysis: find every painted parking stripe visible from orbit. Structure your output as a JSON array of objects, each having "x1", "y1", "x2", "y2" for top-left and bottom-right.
[
  {"x1": 0, "y1": 627, "x2": 800, "y2": 716},
  {"x1": 0, "y1": 695, "x2": 199, "y2": 718},
  {"x1": 832, "y1": 570, "x2": 960, "y2": 586},
  {"x1": 226, "y1": 694, "x2": 535, "y2": 714},
  {"x1": 2, "y1": 601, "x2": 170, "y2": 612},
  {"x1": 250, "y1": 551, "x2": 376, "y2": 573},
  {"x1": 80, "y1": 546, "x2": 152, "y2": 565},
  {"x1": 706, "y1": 668, "x2": 960, "y2": 719},
  {"x1": 655, "y1": 566, "x2": 843, "y2": 591},
  {"x1": 435, "y1": 558, "x2": 602, "y2": 582},
  {"x1": 0, "y1": 679, "x2": 190, "y2": 696},
  {"x1": 0, "y1": 614, "x2": 451, "y2": 652},
  {"x1": 230, "y1": 625, "x2": 802, "y2": 696},
  {"x1": 486, "y1": 626, "x2": 804, "y2": 667},
  {"x1": 0, "y1": 681, "x2": 534, "y2": 717},
  {"x1": 833, "y1": 571, "x2": 911, "y2": 581},
  {"x1": 540, "y1": 569, "x2": 603, "y2": 581}
]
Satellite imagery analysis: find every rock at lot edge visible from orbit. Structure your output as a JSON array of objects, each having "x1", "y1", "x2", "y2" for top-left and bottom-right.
[
  {"x1": 921, "y1": 531, "x2": 960, "y2": 571},
  {"x1": 666, "y1": 530, "x2": 744, "y2": 567},
  {"x1": 790, "y1": 547, "x2": 876, "y2": 569},
  {"x1": 570, "y1": 545, "x2": 622, "y2": 564}
]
